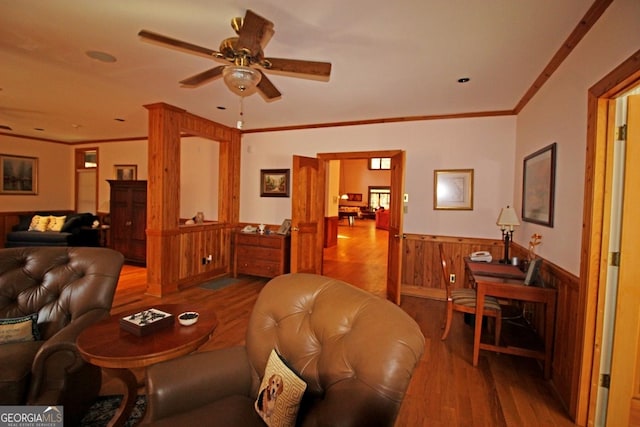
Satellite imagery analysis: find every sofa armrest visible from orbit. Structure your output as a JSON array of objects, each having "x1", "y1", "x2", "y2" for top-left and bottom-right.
[
  {"x1": 143, "y1": 346, "x2": 252, "y2": 422},
  {"x1": 28, "y1": 308, "x2": 109, "y2": 401}
]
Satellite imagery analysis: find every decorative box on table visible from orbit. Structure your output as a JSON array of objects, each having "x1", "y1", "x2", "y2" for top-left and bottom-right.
[{"x1": 119, "y1": 308, "x2": 174, "y2": 336}]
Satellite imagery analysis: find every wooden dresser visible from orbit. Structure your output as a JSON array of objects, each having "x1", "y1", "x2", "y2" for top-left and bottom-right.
[{"x1": 233, "y1": 231, "x2": 290, "y2": 278}]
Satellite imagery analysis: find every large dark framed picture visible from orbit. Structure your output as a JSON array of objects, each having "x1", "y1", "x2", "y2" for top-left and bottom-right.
[
  {"x1": 1, "y1": 154, "x2": 38, "y2": 195},
  {"x1": 260, "y1": 169, "x2": 290, "y2": 197},
  {"x1": 522, "y1": 143, "x2": 556, "y2": 227}
]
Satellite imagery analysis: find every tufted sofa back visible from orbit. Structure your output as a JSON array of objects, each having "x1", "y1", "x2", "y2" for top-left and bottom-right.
[
  {"x1": 246, "y1": 273, "x2": 425, "y2": 426},
  {"x1": 0, "y1": 246, "x2": 123, "y2": 339}
]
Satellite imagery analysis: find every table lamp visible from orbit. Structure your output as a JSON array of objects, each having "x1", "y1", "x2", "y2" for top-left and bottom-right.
[{"x1": 496, "y1": 205, "x2": 521, "y2": 264}]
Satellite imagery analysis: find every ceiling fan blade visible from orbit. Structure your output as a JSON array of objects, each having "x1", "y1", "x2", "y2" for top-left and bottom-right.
[
  {"x1": 138, "y1": 30, "x2": 220, "y2": 59},
  {"x1": 179, "y1": 66, "x2": 225, "y2": 87},
  {"x1": 235, "y1": 10, "x2": 274, "y2": 55},
  {"x1": 257, "y1": 72, "x2": 282, "y2": 100},
  {"x1": 264, "y1": 58, "x2": 331, "y2": 77}
]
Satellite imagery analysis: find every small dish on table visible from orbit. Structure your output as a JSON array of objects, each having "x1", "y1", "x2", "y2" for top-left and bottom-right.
[{"x1": 178, "y1": 312, "x2": 199, "y2": 326}]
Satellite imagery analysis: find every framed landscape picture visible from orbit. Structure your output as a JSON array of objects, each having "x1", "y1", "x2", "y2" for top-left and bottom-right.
[
  {"x1": 1, "y1": 154, "x2": 38, "y2": 195},
  {"x1": 522, "y1": 143, "x2": 556, "y2": 227},
  {"x1": 260, "y1": 169, "x2": 290, "y2": 197}
]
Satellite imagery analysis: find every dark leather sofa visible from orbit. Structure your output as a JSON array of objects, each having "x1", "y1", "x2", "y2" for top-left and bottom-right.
[
  {"x1": 141, "y1": 273, "x2": 425, "y2": 426},
  {"x1": 0, "y1": 246, "x2": 124, "y2": 425},
  {"x1": 5, "y1": 212, "x2": 99, "y2": 248}
]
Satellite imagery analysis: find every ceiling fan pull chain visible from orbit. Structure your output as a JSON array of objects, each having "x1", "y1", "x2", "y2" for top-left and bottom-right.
[{"x1": 237, "y1": 97, "x2": 244, "y2": 130}]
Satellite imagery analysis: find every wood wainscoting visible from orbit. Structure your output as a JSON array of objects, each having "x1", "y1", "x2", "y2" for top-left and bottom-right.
[
  {"x1": 176, "y1": 222, "x2": 232, "y2": 289},
  {"x1": 400, "y1": 234, "x2": 580, "y2": 415}
]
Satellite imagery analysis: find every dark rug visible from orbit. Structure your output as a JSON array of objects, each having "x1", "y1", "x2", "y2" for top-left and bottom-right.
[
  {"x1": 80, "y1": 395, "x2": 146, "y2": 427},
  {"x1": 199, "y1": 276, "x2": 242, "y2": 291}
]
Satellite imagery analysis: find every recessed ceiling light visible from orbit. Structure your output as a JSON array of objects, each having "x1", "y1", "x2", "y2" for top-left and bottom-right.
[
  {"x1": 34, "y1": 128, "x2": 44, "y2": 131},
  {"x1": 86, "y1": 50, "x2": 117, "y2": 63},
  {"x1": 114, "y1": 118, "x2": 125, "y2": 122},
  {"x1": 217, "y1": 106, "x2": 226, "y2": 110},
  {"x1": 457, "y1": 77, "x2": 470, "y2": 83}
]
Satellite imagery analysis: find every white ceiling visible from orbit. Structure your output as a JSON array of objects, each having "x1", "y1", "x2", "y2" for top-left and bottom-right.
[{"x1": 0, "y1": 0, "x2": 593, "y2": 143}]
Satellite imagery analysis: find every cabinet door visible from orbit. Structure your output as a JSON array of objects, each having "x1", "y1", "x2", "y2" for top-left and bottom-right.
[
  {"x1": 129, "y1": 186, "x2": 147, "y2": 262},
  {"x1": 110, "y1": 186, "x2": 132, "y2": 256}
]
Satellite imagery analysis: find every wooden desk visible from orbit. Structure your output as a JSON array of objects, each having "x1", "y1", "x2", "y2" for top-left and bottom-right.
[
  {"x1": 77, "y1": 304, "x2": 217, "y2": 427},
  {"x1": 465, "y1": 259, "x2": 557, "y2": 379}
]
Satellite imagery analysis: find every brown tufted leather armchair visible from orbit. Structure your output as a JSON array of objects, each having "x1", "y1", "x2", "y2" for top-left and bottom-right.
[
  {"x1": 0, "y1": 246, "x2": 124, "y2": 424},
  {"x1": 142, "y1": 273, "x2": 425, "y2": 427}
]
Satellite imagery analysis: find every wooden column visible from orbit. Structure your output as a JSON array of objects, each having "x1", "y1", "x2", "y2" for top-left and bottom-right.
[
  {"x1": 144, "y1": 103, "x2": 184, "y2": 297},
  {"x1": 218, "y1": 133, "x2": 241, "y2": 224}
]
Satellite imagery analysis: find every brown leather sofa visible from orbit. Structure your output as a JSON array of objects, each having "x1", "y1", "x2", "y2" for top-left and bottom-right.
[
  {"x1": 142, "y1": 273, "x2": 425, "y2": 426},
  {"x1": 0, "y1": 246, "x2": 124, "y2": 425}
]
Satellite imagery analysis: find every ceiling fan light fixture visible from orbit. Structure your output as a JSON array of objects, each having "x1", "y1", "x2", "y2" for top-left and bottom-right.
[{"x1": 222, "y1": 66, "x2": 261, "y2": 97}]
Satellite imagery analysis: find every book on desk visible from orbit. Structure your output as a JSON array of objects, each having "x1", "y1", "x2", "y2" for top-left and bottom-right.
[{"x1": 465, "y1": 257, "x2": 545, "y2": 287}]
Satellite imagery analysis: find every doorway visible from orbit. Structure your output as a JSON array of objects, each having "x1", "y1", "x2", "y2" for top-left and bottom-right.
[
  {"x1": 75, "y1": 147, "x2": 98, "y2": 213},
  {"x1": 315, "y1": 150, "x2": 404, "y2": 302},
  {"x1": 578, "y1": 51, "x2": 640, "y2": 426},
  {"x1": 323, "y1": 157, "x2": 390, "y2": 298}
]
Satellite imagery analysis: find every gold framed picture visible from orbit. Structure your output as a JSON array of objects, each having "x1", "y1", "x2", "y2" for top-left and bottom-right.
[{"x1": 433, "y1": 169, "x2": 474, "y2": 210}]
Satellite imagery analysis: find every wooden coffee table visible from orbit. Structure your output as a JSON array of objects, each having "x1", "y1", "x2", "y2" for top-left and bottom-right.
[{"x1": 77, "y1": 304, "x2": 217, "y2": 427}]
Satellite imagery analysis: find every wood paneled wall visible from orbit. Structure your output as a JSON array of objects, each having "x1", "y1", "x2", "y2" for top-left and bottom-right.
[
  {"x1": 400, "y1": 234, "x2": 580, "y2": 414},
  {"x1": 176, "y1": 223, "x2": 232, "y2": 289}
]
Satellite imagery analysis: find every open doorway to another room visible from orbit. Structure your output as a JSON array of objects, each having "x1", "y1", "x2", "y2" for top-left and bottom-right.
[
  {"x1": 75, "y1": 147, "x2": 98, "y2": 214},
  {"x1": 322, "y1": 156, "x2": 391, "y2": 298}
]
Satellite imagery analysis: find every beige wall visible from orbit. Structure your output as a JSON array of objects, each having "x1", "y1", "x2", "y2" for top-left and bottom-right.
[
  {"x1": 0, "y1": 136, "x2": 74, "y2": 211},
  {"x1": 340, "y1": 158, "x2": 391, "y2": 208},
  {"x1": 0, "y1": 136, "x2": 219, "y2": 222},
  {"x1": 515, "y1": 0, "x2": 640, "y2": 274},
  {"x1": 240, "y1": 116, "x2": 518, "y2": 237}
]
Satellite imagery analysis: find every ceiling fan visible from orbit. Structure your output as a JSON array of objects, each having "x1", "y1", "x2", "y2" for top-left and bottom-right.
[{"x1": 138, "y1": 9, "x2": 332, "y2": 101}]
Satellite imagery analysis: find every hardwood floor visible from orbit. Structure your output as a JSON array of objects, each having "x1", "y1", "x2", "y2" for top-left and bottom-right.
[{"x1": 103, "y1": 218, "x2": 575, "y2": 426}]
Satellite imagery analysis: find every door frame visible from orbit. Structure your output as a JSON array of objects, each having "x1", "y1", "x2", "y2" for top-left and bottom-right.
[
  {"x1": 74, "y1": 147, "x2": 99, "y2": 213},
  {"x1": 577, "y1": 49, "x2": 640, "y2": 425}
]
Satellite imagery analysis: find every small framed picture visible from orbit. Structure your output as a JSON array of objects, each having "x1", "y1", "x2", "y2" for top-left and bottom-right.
[
  {"x1": 434, "y1": 169, "x2": 474, "y2": 210},
  {"x1": 277, "y1": 219, "x2": 292, "y2": 235},
  {"x1": 114, "y1": 164, "x2": 137, "y2": 180},
  {"x1": 260, "y1": 169, "x2": 290, "y2": 197},
  {"x1": 0, "y1": 154, "x2": 38, "y2": 195}
]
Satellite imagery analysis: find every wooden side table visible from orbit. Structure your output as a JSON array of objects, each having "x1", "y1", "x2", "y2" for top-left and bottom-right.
[{"x1": 76, "y1": 304, "x2": 217, "y2": 427}]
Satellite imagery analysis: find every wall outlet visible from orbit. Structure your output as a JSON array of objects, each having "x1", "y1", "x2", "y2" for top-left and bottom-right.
[
  {"x1": 201, "y1": 257, "x2": 207, "y2": 265},
  {"x1": 449, "y1": 274, "x2": 456, "y2": 283}
]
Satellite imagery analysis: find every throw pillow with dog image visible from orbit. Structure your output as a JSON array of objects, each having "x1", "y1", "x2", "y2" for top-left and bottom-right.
[{"x1": 254, "y1": 349, "x2": 307, "y2": 427}]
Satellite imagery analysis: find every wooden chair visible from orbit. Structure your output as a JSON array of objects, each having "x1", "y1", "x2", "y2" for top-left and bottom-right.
[{"x1": 439, "y1": 244, "x2": 502, "y2": 345}]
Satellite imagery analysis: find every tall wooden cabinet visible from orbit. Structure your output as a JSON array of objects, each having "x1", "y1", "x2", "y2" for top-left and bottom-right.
[{"x1": 108, "y1": 180, "x2": 147, "y2": 265}]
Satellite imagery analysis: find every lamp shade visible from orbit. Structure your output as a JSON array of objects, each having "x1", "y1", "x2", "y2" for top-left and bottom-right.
[
  {"x1": 222, "y1": 66, "x2": 261, "y2": 97},
  {"x1": 496, "y1": 206, "x2": 520, "y2": 229}
]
